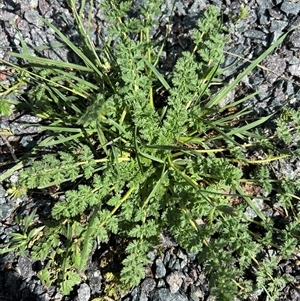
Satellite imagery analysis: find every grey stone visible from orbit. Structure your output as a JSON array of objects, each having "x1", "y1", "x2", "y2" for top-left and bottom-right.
[
  {"x1": 172, "y1": 259, "x2": 181, "y2": 271},
  {"x1": 86, "y1": 267, "x2": 102, "y2": 293},
  {"x1": 288, "y1": 30, "x2": 300, "y2": 48},
  {"x1": 168, "y1": 255, "x2": 177, "y2": 269},
  {"x1": 0, "y1": 185, "x2": 6, "y2": 204},
  {"x1": 38, "y1": 293, "x2": 51, "y2": 301},
  {"x1": 176, "y1": 249, "x2": 187, "y2": 261},
  {"x1": 285, "y1": 81, "x2": 295, "y2": 96},
  {"x1": 151, "y1": 288, "x2": 188, "y2": 301},
  {"x1": 77, "y1": 283, "x2": 91, "y2": 301},
  {"x1": 33, "y1": 280, "x2": 46, "y2": 295},
  {"x1": 139, "y1": 290, "x2": 148, "y2": 301},
  {"x1": 263, "y1": 55, "x2": 286, "y2": 84},
  {"x1": 288, "y1": 64, "x2": 300, "y2": 77},
  {"x1": 287, "y1": 56, "x2": 300, "y2": 65},
  {"x1": 243, "y1": 30, "x2": 266, "y2": 40},
  {"x1": 20, "y1": 135, "x2": 34, "y2": 148},
  {"x1": 180, "y1": 260, "x2": 187, "y2": 269},
  {"x1": 24, "y1": 10, "x2": 43, "y2": 27},
  {"x1": 256, "y1": 0, "x2": 273, "y2": 9},
  {"x1": 157, "y1": 279, "x2": 165, "y2": 288},
  {"x1": 38, "y1": 0, "x2": 50, "y2": 16},
  {"x1": 131, "y1": 287, "x2": 140, "y2": 301},
  {"x1": 244, "y1": 198, "x2": 264, "y2": 219},
  {"x1": 155, "y1": 258, "x2": 166, "y2": 278},
  {"x1": 280, "y1": 1, "x2": 300, "y2": 16},
  {"x1": 166, "y1": 271, "x2": 183, "y2": 294},
  {"x1": 141, "y1": 278, "x2": 156, "y2": 295},
  {"x1": 17, "y1": 256, "x2": 35, "y2": 279},
  {"x1": 269, "y1": 20, "x2": 288, "y2": 33},
  {"x1": 163, "y1": 251, "x2": 170, "y2": 266},
  {"x1": 188, "y1": 0, "x2": 207, "y2": 14},
  {"x1": 0, "y1": 204, "x2": 14, "y2": 221},
  {"x1": 268, "y1": 8, "x2": 282, "y2": 19},
  {"x1": 257, "y1": 8, "x2": 269, "y2": 25}
]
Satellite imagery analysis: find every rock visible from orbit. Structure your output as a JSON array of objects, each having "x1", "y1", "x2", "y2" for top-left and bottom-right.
[
  {"x1": 288, "y1": 30, "x2": 300, "y2": 48},
  {"x1": 263, "y1": 55, "x2": 286, "y2": 84},
  {"x1": 166, "y1": 271, "x2": 184, "y2": 294},
  {"x1": 0, "y1": 204, "x2": 14, "y2": 221},
  {"x1": 17, "y1": 256, "x2": 35, "y2": 279},
  {"x1": 155, "y1": 258, "x2": 166, "y2": 278},
  {"x1": 269, "y1": 20, "x2": 288, "y2": 33},
  {"x1": 167, "y1": 254, "x2": 177, "y2": 269},
  {"x1": 256, "y1": 0, "x2": 274, "y2": 9},
  {"x1": 86, "y1": 265, "x2": 102, "y2": 294},
  {"x1": 141, "y1": 278, "x2": 156, "y2": 295},
  {"x1": 151, "y1": 288, "x2": 189, "y2": 301},
  {"x1": 280, "y1": 1, "x2": 300, "y2": 16},
  {"x1": 24, "y1": 10, "x2": 43, "y2": 27},
  {"x1": 243, "y1": 29, "x2": 266, "y2": 40},
  {"x1": 77, "y1": 283, "x2": 91, "y2": 301}
]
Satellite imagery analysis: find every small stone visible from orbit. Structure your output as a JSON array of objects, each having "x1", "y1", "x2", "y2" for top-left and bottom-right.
[
  {"x1": 176, "y1": 249, "x2": 187, "y2": 261},
  {"x1": 131, "y1": 287, "x2": 140, "y2": 301},
  {"x1": 155, "y1": 258, "x2": 166, "y2": 278},
  {"x1": 157, "y1": 279, "x2": 165, "y2": 288},
  {"x1": 151, "y1": 288, "x2": 189, "y2": 301},
  {"x1": 86, "y1": 267, "x2": 102, "y2": 294},
  {"x1": 17, "y1": 256, "x2": 35, "y2": 279},
  {"x1": 256, "y1": 0, "x2": 273, "y2": 9},
  {"x1": 24, "y1": 10, "x2": 43, "y2": 27},
  {"x1": 139, "y1": 290, "x2": 148, "y2": 301},
  {"x1": 141, "y1": 278, "x2": 156, "y2": 295},
  {"x1": 163, "y1": 251, "x2": 170, "y2": 266},
  {"x1": 38, "y1": 0, "x2": 50, "y2": 16},
  {"x1": 257, "y1": 8, "x2": 269, "y2": 25},
  {"x1": 168, "y1": 255, "x2": 177, "y2": 269},
  {"x1": 0, "y1": 204, "x2": 14, "y2": 221},
  {"x1": 243, "y1": 29, "x2": 266, "y2": 40},
  {"x1": 288, "y1": 30, "x2": 300, "y2": 48},
  {"x1": 77, "y1": 283, "x2": 90, "y2": 301},
  {"x1": 172, "y1": 259, "x2": 181, "y2": 271},
  {"x1": 263, "y1": 55, "x2": 286, "y2": 84},
  {"x1": 166, "y1": 271, "x2": 183, "y2": 294},
  {"x1": 269, "y1": 20, "x2": 288, "y2": 33},
  {"x1": 20, "y1": 135, "x2": 34, "y2": 148},
  {"x1": 280, "y1": 1, "x2": 300, "y2": 16},
  {"x1": 38, "y1": 293, "x2": 51, "y2": 301},
  {"x1": 180, "y1": 260, "x2": 187, "y2": 269},
  {"x1": 288, "y1": 65, "x2": 300, "y2": 77}
]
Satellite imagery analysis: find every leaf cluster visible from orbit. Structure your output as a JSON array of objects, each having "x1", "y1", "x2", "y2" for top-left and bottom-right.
[{"x1": 0, "y1": 1, "x2": 299, "y2": 300}]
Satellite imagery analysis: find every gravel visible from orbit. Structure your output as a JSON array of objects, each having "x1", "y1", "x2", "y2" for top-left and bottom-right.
[{"x1": 1, "y1": 0, "x2": 300, "y2": 300}]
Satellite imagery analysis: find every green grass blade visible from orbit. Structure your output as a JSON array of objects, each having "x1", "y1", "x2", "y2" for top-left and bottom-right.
[
  {"x1": 236, "y1": 186, "x2": 266, "y2": 221},
  {"x1": 205, "y1": 29, "x2": 295, "y2": 109},
  {"x1": 143, "y1": 59, "x2": 171, "y2": 91}
]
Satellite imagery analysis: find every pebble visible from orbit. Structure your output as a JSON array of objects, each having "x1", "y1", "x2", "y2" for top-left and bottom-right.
[
  {"x1": 77, "y1": 283, "x2": 90, "y2": 301},
  {"x1": 151, "y1": 288, "x2": 189, "y2": 301},
  {"x1": 155, "y1": 258, "x2": 167, "y2": 278},
  {"x1": 166, "y1": 271, "x2": 183, "y2": 293},
  {"x1": 17, "y1": 256, "x2": 35, "y2": 279}
]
